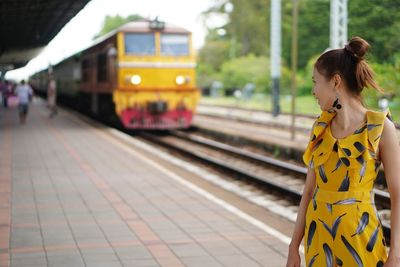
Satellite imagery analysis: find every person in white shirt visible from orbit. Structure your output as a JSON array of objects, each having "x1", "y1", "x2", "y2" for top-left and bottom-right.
[{"x1": 15, "y1": 80, "x2": 33, "y2": 124}]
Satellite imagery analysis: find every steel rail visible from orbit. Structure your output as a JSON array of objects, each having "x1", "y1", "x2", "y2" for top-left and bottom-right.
[{"x1": 140, "y1": 130, "x2": 392, "y2": 244}]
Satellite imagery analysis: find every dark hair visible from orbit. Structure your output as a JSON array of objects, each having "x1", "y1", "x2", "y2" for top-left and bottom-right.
[{"x1": 314, "y1": 36, "x2": 383, "y2": 94}]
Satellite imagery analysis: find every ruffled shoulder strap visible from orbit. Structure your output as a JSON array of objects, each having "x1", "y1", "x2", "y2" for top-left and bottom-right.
[
  {"x1": 367, "y1": 109, "x2": 393, "y2": 154},
  {"x1": 302, "y1": 111, "x2": 336, "y2": 167}
]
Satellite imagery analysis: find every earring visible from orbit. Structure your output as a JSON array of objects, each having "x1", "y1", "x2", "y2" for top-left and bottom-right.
[{"x1": 332, "y1": 94, "x2": 342, "y2": 109}]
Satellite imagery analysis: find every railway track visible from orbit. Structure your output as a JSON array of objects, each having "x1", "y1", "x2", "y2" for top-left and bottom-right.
[
  {"x1": 139, "y1": 129, "x2": 392, "y2": 245},
  {"x1": 64, "y1": 98, "x2": 393, "y2": 245},
  {"x1": 198, "y1": 103, "x2": 400, "y2": 130}
]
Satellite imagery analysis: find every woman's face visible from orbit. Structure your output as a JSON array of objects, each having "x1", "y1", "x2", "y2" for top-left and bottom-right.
[{"x1": 312, "y1": 67, "x2": 336, "y2": 111}]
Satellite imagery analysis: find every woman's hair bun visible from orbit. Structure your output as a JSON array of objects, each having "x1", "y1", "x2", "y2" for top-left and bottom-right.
[{"x1": 344, "y1": 36, "x2": 370, "y2": 60}]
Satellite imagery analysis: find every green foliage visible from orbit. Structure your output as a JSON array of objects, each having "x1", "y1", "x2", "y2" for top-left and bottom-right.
[
  {"x1": 372, "y1": 62, "x2": 400, "y2": 95},
  {"x1": 284, "y1": 0, "x2": 400, "y2": 67},
  {"x1": 198, "y1": 1, "x2": 400, "y2": 117},
  {"x1": 201, "y1": 0, "x2": 269, "y2": 57},
  {"x1": 226, "y1": 0, "x2": 269, "y2": 56},
  {"x1": 297, "y1": 55, "x2": 319, "y2": 96},
  {"x1": 296, "y1": 70, "x2": 311, "y2": 96},
  {"x1": 196, "y1": 62, "x2": 222, "y2": 89},
  {"x1": 296, "y1": 0, "x2": 330, "y2": 69},
  {"x1": 201, "y1": 0, "x2": 400, "y2": 67},
  {"x1": 196, "y1": 37, "x2": 230, "y2": 89},
  {"x1": 348, "y1": 0, "x2": 400, "y2": 63},
  {"x1": 280, "y1": 65, "x2": 295, "y2": 95},
  {"x1": 198, "y1": 39, "x2": 231, "y2": 72},
  {"x1": 219, "y1": 55, "x2": 270, "y2": 93},
  {"x1": 281, "y1": 0, "x2": 329, "y2": 69},
  {"x1": 94, "y1": 14, "x2": 143, "y2": 39},
  {"x1": 364, "y1": 55, "x2": 400, "y2": 114}
]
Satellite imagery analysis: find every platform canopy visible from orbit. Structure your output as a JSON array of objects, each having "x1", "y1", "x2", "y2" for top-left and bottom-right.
[{"x1": 0, "y1": 0, "x2": 91, "y2": 72}]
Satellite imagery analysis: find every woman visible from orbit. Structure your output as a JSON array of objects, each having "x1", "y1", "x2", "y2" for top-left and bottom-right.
[{"x1": 286, "y1": 36, "x2": 400, "y2": 267}]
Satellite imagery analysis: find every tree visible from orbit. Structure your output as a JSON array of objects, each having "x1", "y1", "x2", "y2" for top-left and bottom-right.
[
  {"x1": 201, "y1": 0, "x2": 269, "y2": 57},
  {"x1": 226, "y1": 0, "x2": 269, "y2": 56},
  {"x1": 220, "y1": 55, "x2": 270, "y2": 93},
  {"x1": 201, "y1": 0, "x2": 400, "y2": 67},
  {"x1": 290, "y1": 0, "x2": 330, "y2": 68},
  {"x1": 198, "y1": 29, "x2": 231, "y2": 72},
  {"x1": 348, "y1": 0, "x2": 400, "y2": 63},
  {"x1": 93, "y1": 14, "x2": 143, "y2": 39},
  {"x1": 198, "y1": 0, "x2": 400, "y2": 101}
]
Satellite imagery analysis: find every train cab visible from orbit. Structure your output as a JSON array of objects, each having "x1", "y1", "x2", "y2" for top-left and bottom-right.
[{"x1": 112, "y1": 19, "x2": 200, "y2": 129}]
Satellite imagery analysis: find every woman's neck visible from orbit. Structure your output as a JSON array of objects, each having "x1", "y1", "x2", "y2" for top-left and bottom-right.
[{"x1": 332, "y1": 98, "x2": 368, "y2": 131}]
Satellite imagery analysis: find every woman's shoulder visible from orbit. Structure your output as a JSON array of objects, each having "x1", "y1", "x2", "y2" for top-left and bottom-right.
[
  {"x1": 380, "y1": 110, "x2": 396, "y2": 139},
  {"x1": 366, "y1": 109, "x2": 392, "y2": 124},
  {"x1": 378, "y1": 112, "x2": 398, "y2": 161},
  {"x1": 365, "y1": 109, "x2": 394, "y2": 154}
]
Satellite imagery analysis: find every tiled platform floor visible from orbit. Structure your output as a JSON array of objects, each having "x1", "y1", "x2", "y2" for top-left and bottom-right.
[{"x1": 0, "y1": 100, "x2": 289, "y2": 267}]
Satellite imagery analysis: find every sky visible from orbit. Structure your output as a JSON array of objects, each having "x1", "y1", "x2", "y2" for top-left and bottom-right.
[{"x1": 7, "y1": 0, "x2": 222, "y2": 80}]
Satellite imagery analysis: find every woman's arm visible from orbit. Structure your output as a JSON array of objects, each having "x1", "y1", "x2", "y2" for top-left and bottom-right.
[
  {"x1": 286, "y1": 167, "x2": 316, "y2": 266},
  {"x1": 379, "y1": 118, "x2": 400, "y2": 265},
  {"x1": 289, "y1": 167, "x2": 316, "y2": 249}
]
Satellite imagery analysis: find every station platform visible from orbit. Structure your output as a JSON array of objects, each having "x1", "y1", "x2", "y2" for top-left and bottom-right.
[{"x1": 0, "y1": 99, "x2": 293, "y2": 267}]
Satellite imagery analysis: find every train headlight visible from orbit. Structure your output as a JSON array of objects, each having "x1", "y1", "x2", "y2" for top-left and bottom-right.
[
  {"x1": 175, "y1": 75, "x2": 185, "y2": 85},
  {"x1": 131, "y1": 75, "x2": 142, "y2": 85}
]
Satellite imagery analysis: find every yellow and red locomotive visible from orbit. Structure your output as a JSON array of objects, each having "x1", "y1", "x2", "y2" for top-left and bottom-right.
[{"x1": 32, "y1": 19, "x2": 200, "y2": 129}]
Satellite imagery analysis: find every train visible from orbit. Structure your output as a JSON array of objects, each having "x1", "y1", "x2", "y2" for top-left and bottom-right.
[{"x1": 31, "y1": 19, "x2": 200, "y2": 129}]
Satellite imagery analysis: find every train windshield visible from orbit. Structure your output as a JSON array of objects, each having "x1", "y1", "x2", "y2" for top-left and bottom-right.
[
  {"x1": 160, "y1": 34, "x2": 189, "y2": 56},
  {"x1": 124, "y1": 33, "x2": 155, "y2": 55}
]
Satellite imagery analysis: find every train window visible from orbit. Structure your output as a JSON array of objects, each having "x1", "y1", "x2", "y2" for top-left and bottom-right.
[
  {"x1": 97, "y1": 53, "x2": 107, "y2": 82},
  {"x1": 124, "y1": 33, "x2": 155, "y2": 55},
  {"x1": 160, "y1": 34, "x2": 189, "y2": 56}
]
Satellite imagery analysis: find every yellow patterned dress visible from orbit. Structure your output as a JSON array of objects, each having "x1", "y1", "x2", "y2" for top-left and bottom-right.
[{"x1": 303, "y1": 109, "x2": 392, "y2": 267}]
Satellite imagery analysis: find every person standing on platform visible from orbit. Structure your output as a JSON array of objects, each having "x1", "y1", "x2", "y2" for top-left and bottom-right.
[
  {"x1": 1, "y1": 80, "x2": 12, "y2": 108},
  {"x1": 47, "y1": 75, "x2": 57, "y2": 118},
  {"x1": 286, "y1": 36, "x2": 400, "y2": 267},
  {"x1": 15, "y1": 80, "x2": 33, "y2": 124},
  {"x1": 0, "y1": 80, "x2": 5, "y2": 107}
]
